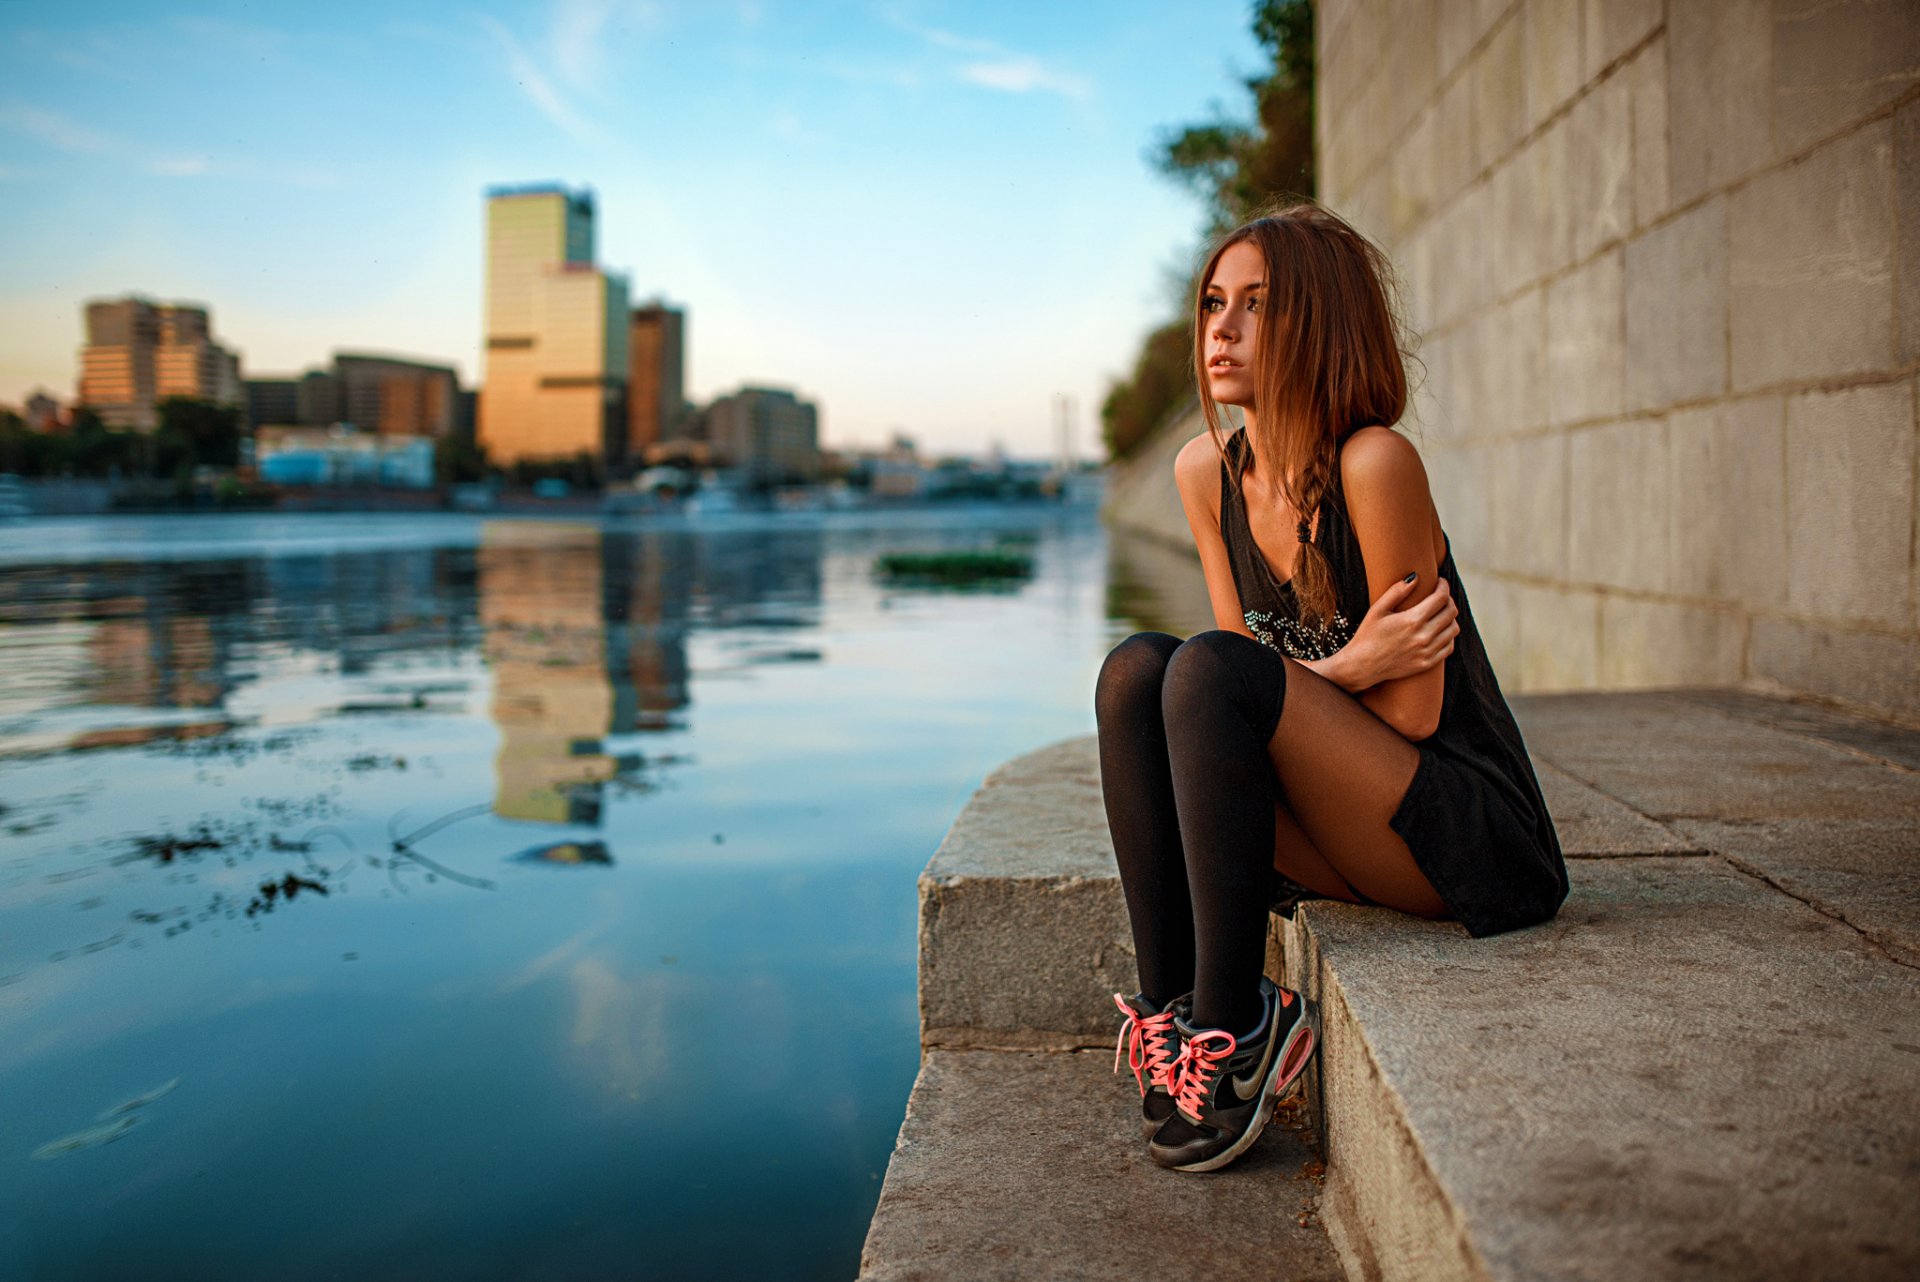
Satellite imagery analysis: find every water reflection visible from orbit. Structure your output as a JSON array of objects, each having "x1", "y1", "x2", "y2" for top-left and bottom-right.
[{"x1": 0, "y1": 506, "x2": 1120, "y2": 1282}]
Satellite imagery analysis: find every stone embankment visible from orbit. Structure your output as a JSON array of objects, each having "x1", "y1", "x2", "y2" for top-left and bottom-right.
[{"x1": 860, "y1": 689, "x2": 1920, "y2": 1281}]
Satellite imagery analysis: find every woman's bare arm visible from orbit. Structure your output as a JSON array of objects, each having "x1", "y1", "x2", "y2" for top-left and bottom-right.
[
  {"x1": 1337, "y1": 426, "x2": 1445, "y2": 741},
  {"x1": 1173, "y1": 432, "x2": 1256, "y2": 637}
]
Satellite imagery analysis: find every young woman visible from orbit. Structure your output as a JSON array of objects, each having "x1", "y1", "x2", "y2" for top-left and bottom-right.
[{"x1": 1096, "y1": 203, "x2": 1568, "y2": 1173}]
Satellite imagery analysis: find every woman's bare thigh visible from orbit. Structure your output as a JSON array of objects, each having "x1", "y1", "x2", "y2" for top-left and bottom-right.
[{"x1": 1263, "y1": 657, "x2": 1449, "y2": 919}]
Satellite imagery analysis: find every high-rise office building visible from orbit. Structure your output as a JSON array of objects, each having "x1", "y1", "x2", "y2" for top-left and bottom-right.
[
  {"x1": 479, "y1": 184, "x2": 629, "y2": 467},
  {"x1": 79, "y1": 296, "x2": 242, "y2": 430},
  {"x1": 705, "y1": 386, "x2": 821, "y2": 487},
  {"x1": 627, "y1": 302, "x2": 685, "y2": 461}
]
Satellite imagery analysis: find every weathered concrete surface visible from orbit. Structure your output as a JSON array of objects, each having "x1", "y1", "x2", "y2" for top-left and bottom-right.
[
  {"x1": 893, "y1": 690, "x2": 1920, "y2": 1282},
  {"x1": 1284, "y1": 858, "x2": 1920, "y2": 1282},
  {"x1": 1511, "y1": 691, "x2": 1920, "y2": 822},
  {"x1": 1669, "y1": 817, "x2": 1920, "y2": 968},
  {"x1": 918, "y1": 736, "x2": 1132, "y2": 1049},
  {"x1": 1667, "y1": 688, "x2": 1920, "y2": 774},
  {"x1": 1531, "y1": 758, "x2": 1704, "y2": 857},
  {"x1": 858, "y1": 1049, "x2": 1343, "y2": 1282}
]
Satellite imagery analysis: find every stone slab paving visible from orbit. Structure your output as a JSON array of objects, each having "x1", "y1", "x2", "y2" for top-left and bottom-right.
[
  {"x1": 858, "y1": 1049, "x2": 1345, "y2": 1282},
  {"x1": 884, "y1": 689, "x2": 1920, "y2": 1281},
  {"x1": 1530, "y1": 757, "x2": 1706, "y2": 857},
  {"x1": 1286, "y1": 858, "x2": 1920, "y2": 1281},
  {"x1": 1669, "y1": 817, "x2": 1920, "y2": 967},
  {"x1": 1667, "y1": 688, "x2": 1920, "y2": 773},
  {"x1": 1510, "y1": 691, "x2": 1920, "y2": 822}
]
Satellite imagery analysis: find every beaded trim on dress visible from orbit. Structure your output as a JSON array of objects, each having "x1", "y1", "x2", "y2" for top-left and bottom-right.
[{"x1": 1244, "y1": 603, "x2": 1353, "y2": 660}]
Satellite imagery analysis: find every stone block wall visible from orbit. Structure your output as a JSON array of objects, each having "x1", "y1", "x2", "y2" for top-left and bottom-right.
[{"x1": 1317, "y1": 0, "x2": 1920, "y2": 721}]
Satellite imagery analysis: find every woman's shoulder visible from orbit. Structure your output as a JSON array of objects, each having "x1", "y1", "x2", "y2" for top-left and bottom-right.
[
  {"x1": 1173, "y1": 427, "x2": 1236, "y2": 504},
  {"x1": 1334, "y1": 425, "x2": 1426, "y2": 501}
]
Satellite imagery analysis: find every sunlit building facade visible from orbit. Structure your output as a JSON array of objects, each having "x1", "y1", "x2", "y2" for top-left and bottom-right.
[
  {"x1": 335, "y1": 353, "x2": 458, "y2": 437},
  {"x1": 479, "y1": 184, "x2": 629, "y2": 467},
  {"x1": 626, "y1": 302, "x2": 686, "y2": 462},
  {"x1": 706, "y1": 386, "x2": 821, "y2": 487},
  {"x1": 79, "y1": 296, "x2": 242, "y2": 431}
]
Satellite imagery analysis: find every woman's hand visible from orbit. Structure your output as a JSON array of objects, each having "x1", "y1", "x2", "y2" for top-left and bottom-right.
[{"x1": 1336, "y1": 574, "x2": 1459, "y2": 691}]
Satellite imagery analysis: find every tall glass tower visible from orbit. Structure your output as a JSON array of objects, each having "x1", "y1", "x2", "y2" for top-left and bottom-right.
[{"x1": 479, "y1": 184, "x2": 629, "y2": 468}]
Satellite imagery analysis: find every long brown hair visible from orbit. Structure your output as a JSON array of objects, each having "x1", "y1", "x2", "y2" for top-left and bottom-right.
[{"x1": 1196, "y1": 202, "x2": 1416, "y2": 629}]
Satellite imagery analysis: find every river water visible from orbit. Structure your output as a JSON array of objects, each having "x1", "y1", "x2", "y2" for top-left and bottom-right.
[{"x1": 0, "y1": 504, "x2": 1201, "y2": 1282}]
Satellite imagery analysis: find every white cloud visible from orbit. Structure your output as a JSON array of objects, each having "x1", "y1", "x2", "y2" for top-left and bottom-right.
[
  {"x1": 548, "y1": 0, "x2": 665, "y2": 96},
  {"x1": 145, "y1": 156, "x2": 211, "y2": 178},
  {"x1": 959, "y1": 56, "x2": 1091, "y2": 101},
  {"x1": 0, "y1": 105, "x2": 114, "y2": 153},
  {"x1": 549, "y1": 0, "x2": 620, "y2": 91},
  {"x1": 769, "y1": 109, "x2": 831, "y2": 147},
  {"x1": 913, "y1": 25, "x2": 1000, "y2": 55},
  {"x1": 879, "y1": 13, "x2": 1092, "y2": 103},
  {"x1": 167, "y1": 16, "x2": 288, "y2": 64},
  {"x1": 477, "y1": 14, "x2": 610, "y2": 147}
]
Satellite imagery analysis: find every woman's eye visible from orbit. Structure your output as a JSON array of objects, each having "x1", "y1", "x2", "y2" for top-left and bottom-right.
[{"x1": 1202, "y1": 297, "x2": 1224, "y2": 313}]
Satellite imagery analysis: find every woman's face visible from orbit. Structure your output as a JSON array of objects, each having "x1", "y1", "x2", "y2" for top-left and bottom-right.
[{"x1": 1202, "y1": 238, "x2": 1266, "y2": 410}]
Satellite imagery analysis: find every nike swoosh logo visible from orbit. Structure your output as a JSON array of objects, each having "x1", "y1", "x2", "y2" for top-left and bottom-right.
[{"x1": 1231, "y1": 1016, "x2": 1283, "y2": 1101}]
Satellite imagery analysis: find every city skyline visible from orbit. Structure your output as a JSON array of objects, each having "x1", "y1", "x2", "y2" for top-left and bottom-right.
[{"x1": 0, "y1": 1, "x2": 1263, "y2": 457}]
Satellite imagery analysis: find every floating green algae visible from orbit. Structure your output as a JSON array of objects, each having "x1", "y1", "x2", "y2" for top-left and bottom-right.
[{"x1": 873, "y1": 549, "x2": 1035, "y2": 586}]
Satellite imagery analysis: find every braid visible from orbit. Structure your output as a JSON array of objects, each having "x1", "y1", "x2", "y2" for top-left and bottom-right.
[{"x1": 1285, "y1": 436, "x2": 1342, "y2": 632}]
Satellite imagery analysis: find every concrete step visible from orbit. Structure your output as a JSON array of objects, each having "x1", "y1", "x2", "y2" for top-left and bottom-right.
[
  {"x1": 859, "y1": 1048, "x2": 1345, "y2": 1281},
  {"x1": 871, "y1": 688, "x2": 1920, "y2": 1280}
]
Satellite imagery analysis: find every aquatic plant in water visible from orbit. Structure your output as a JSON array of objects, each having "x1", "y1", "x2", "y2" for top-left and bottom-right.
[{"x1": 873, "y1": 548, "x2": 1034, "y2": 587}]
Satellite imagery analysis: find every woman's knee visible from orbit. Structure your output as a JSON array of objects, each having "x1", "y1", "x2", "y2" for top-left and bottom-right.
[
  {"x1": 1161, "y1": 629, "x2": 1289, "y2": 740},
  {"x1": 1094, "y1": 631, "x2": 1183, "y2": 727}
]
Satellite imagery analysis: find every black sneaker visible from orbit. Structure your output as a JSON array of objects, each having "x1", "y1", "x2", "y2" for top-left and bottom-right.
[
  {"x1": 1147, "y1": 976, "x2": 1317, "y2": 1173},
  {"x1": 1113, "y1": 991, "x2": 1185, "y2": 1141}
]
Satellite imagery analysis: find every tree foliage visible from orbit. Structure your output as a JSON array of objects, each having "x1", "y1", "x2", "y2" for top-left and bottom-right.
[
  {"x1": 1099, "y1": 319, "x2": 1195, "y2": 463},
  {"x1": 156, "y1": 396, "x2": 243, "y2": 470},
  {"x1": 1101, "y1": 0, "x2": 1316, "y2": 461},
  {"x1": 0, "y1": 399, "x2": 243, "y2": 480}
]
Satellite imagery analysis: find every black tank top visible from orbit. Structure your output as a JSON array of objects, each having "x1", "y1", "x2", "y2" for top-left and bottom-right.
[
  {"x1": 1218, "y1": 427, "x2": 1358, "y2": 661},
  {"x1": 1218, "y1": 425, "x2": 1569, "y2": 935}
]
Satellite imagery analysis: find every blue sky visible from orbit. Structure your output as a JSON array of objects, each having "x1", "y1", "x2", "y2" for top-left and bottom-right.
[{"x1": 0, "y1": 1, "x2": 1264, "y2": 457}]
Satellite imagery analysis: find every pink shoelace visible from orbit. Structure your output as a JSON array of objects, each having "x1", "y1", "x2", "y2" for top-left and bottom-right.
[
  {"x1": 1112, "y1": 994, "x2": 1178, "y2": 1096},
  {"x1": 1166, "y1": 1028, "x2": 1238, "y2": 1124}
]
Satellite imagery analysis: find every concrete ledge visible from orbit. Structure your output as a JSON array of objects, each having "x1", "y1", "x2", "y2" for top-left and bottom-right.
[
  {"x1": 882, "y1": 690, "x2": 1920, "y2": 1281},
  {"x1": 917, "y1": 737, "x2": 1132, "y2": 1049},
  {"x1": 859, "y1": 1049, "x2": 1343, "y2": 1281},
  {"x1": 1285, "y1": 856, "x2": 1920, "y2": 1281}
]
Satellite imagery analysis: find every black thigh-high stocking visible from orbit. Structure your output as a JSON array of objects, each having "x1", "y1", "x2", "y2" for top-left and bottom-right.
[
  {"x1": 1094, "y1": 631, "x2": 1193, "y2": 1007},
  {"x1": 1159, "y1": 630, "x2": 1290, "y2": 1038}
]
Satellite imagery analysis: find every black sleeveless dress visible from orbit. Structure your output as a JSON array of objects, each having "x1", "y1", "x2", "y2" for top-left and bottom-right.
[{"x1": 1218, "y1": 426, "x2": 1568, "y2": 937}]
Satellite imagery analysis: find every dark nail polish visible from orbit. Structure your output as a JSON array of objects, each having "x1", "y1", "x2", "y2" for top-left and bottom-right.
[{"x1": 1402, "y1": 571, "x2": 1416, "y2": 583}]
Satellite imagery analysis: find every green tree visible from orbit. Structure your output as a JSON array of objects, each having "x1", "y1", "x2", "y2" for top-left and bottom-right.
[
  {"x1": 435, "y1": 432, "x2": 489, "y2": 484},
  {"x1": 1100, "y1": 0, "x2": 1315, "y2": 461},
  {"x1": 1154, "y1": 0, "x2": 1315, "y2": 234},
  {"x1": 66, "y1": 409, "x2": 142, "y2": 478},
  {"x1": 1100, "y1": 319, "x2": 1195, "y2": 461},
  {"x1": 156, "y1": 396, "x2": 243, "y2": 470}
]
